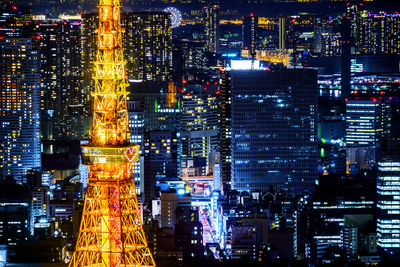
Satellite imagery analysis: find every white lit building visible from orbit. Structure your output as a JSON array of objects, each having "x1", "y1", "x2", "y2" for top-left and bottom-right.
[
  {"x1": 377, "y1": 160, "x2": 400, "y2": 250},
  {"x1": 346, "y1": 98, "x2": 389, "y2": 147},
  {"x1": 127, "y1": 100, "x2": 145, "y2": 194},
  {"x1": 345, "y1": 97, "x2": 391, "y2": 170}
]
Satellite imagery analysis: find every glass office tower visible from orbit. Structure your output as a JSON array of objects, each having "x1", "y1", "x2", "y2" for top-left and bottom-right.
[
  {"x1": 377, "y1": 138, "x2": 400, "y2": 251},
  {"x1": 345, "y1": 97, "x2": 391, "y2": 171},
  {"x1": 0, "y1": 37, "x2": 41, "y2": 184},
  {"x1": 180, "y1": 84, "x2": 219, "y2": 166},
  {"x1": 230, "y1": 61, "x2": 318, "y2": 195}
]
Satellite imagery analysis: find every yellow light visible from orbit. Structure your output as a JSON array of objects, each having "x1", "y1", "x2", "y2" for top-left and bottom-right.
[{"x1": 69, "y1": 0, "x2": 156, "y2": 266}]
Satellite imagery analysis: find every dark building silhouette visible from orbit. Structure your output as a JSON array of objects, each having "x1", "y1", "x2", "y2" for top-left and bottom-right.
[{"x1": 242, "y1": 14, "x2": 258, "y2": 58}]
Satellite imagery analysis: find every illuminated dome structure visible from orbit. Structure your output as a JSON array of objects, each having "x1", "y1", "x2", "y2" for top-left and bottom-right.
[{"x1": 163, "y1": 7, "x2": 182, "y2": 28}]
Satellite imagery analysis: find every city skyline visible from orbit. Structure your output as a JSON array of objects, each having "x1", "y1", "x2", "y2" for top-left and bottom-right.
[{"x1": 1, "y1": 0, "x2": 400, "y2": 266}]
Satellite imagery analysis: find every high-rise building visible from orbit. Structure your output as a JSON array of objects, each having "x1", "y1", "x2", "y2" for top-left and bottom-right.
[
  {"x1": 129, "y1": 81, "x2": 179, "y2": 132},
  {"x1": 348, "y1": 5, "x2": 400, "y2": 56},
  {"x1": 204, "y1": 5, "x2": 219, "y2": 54},
  {"x1": 347, "y1": 4, "x2": 362, "y2": 51},
  {"x1": 81, "y1": 12, "x2": 98, "y2": 114},
  {"x1": 0, "y1": 35, "x2": 41, "y2": 184},
  {"x1": 340, "y1": 16, "x2": 352, "y2": 100},
  {"x1": 36, "y1": 18, "x2": 85, "y2": 140},
  {"x1": 124, "y1": 12, "x2": 172, "y2": 82},
  {"x1": 174, "y1": 39, "x2": 209, "y2": 83},
  {"x1": 37, "y1": 22, "x2": 60, "y2": 112},
  {"x1": 320, "y1": 32, "x2": 341, "y2": 57},
  {"x1": 278, "y1": 17, "x2": 287, "y2": 50},
  {"x1": 346, "y1": 97, "x2": 390, "y2": 147},
  {"x1": 37, "y1": 19, "x2": 82, "y2": 114},
  {"x1": 377, "y1": 138, "x2": 400, "y2": 251},
  {"x1": 354, "y1": 12, "x2": 400, "y2": 55},
  {"x1": 278, "y1": 15, "x2": 315, "y2": 54},
  {"x1": 345, "y1": 96, "x2": 391, "y2": 170},
  {"x1": 58, "y1": 20, "x2": 83, "y2": 113},
  {"x1": 127, "y1": 101, "x2": 144, "y2": 145},
  {"x1": 310, "y1": 195, "x2": 375, "y2": 263},
  {"x1": 220, "y1": 69, "x2": 232, "y2": 189},
  {"x1": 243, "y1": 14, "x2": 258, "y2": 58},
  {"x1": 229, "y1": 60, "x2": 318, "y2": 195},
  {"x1": 160, "y1": 190, "x2": 191, "y2": 229},
  {"x1": 128, "y1": 100, "x2": 145, "y2": 194},
  {"x1": 314, "y1": 17, "x2": 341, "y2": 57},
  {"x1": 180, "y1": 83, "x2": 220, "y2": 171}
]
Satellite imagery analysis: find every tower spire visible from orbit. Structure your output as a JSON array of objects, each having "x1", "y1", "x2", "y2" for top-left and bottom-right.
[
  {"x1": 69, "y1": 0, "x2": 156, "y2": 266},
  {"x1": 92, "y1": 0, "x2": 129, "y2": 146}
]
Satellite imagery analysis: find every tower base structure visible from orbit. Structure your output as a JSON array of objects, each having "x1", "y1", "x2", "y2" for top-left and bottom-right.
[{"x1": 69, "y1": 147, "x2": 156, "y2": 267}]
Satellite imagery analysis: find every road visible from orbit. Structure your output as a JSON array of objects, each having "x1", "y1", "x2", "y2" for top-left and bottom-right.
[{"x1": 199, "y1": 207, "x2": 220, "y2": 259}]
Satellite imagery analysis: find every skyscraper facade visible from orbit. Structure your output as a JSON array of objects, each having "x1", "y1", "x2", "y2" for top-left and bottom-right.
[
  {"x1": 278, "y1": 17, "x2": 287, "y2": 50},
  {"x1": 204, "y1": 5, "x2": 219, "y2": 54},
  {"x1": 180, "y1": 83, "x2": 220, "y2": 170},
  {"x1": 37, "y1": 20, "x2": 82, "y2": 114},
  {"x1": 128, "y1": 100, "x2": 145, "y2": 194},
  {"x1": 0, "y1": 185, "x2": 30, "y2": 248},
  {"x1": 377, "y1": 138, "x2": 400, "y2": 251},
  {"x1": 37, "y1": 19, "x2": 84, "y2": 140},
  {"x1": 220, "y1": 69, "x2": 232, "y2": 189},
  {"x1": 230, "y1": 62, "x2": 318, "y2": 195},
  {"x1": 352, "y1": 11, "x2": 400, "y2": 55},
  {"x1": 346, "y1": 98, "x2": 391, "y2": 147},
  {"x1": 0, "y1": 36, "x2": 41, "y2": 184},
  {"x1": 243, "y1": 14, "x2": 258, "y2": 57},
  {"x1": 345, "y1": 96, "x2": 391, "y2": 170},
  {"x1": 81, "y1": 12, "x2": 98, "y2": 115},
  {"x1": 37, "y1": 22, "x2": 60, "y2": 112},
  {"x1": 123, "y1": 12, "x2": 172, "y2": 82},
  {"x1": 314, "y1": 17, "x2": 341, "y2": 57}
]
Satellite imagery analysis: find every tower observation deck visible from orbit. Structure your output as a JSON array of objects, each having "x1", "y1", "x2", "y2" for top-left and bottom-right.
[{"x1": 69, "y1": 0, "x2": 156, "y2": 266}]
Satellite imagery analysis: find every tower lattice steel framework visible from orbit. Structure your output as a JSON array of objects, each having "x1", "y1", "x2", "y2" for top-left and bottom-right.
[{"x1": 69, "y1": 0, "x2": 156, "y2": 266}]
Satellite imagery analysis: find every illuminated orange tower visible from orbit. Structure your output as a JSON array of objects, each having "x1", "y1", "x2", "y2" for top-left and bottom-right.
[
  {"x1": 69, "y1": 0, "x2": 156, "y2": 266},
  {"x1": 166, "y1": 82, "x2": 177, "y2": 108}
]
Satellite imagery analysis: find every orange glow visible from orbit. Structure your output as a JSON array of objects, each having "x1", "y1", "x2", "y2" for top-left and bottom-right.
[
  {"x1": 166, "y1": 82, "x2": 177, "y2": 108},
  {"x1": 68, "y1": 0, "x2": 156, "y2": 266}
]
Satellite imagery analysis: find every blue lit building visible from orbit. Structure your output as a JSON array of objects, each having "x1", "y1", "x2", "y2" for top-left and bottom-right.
[
  {"x1": 128, "y1": 100, "x2": 145, "y2": 194},
  {"x1": 345, "y1": 96, "x2": 391, "y2": 171},
  {"x1": 220, "y1": 69, "x2": 232, "y2": 190},
  {"x1": 229, "y1": 60, "x2": 318, "y2": 195},
  {"x1": 377, "y1": 138, "x2": 400, "y2": 251},
  {"x1": 0, "y1": 36, "x2": 41, "y2": 184},
  {"x1": 346, "y1": 97, "x2": 390, "y2": 147}
]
